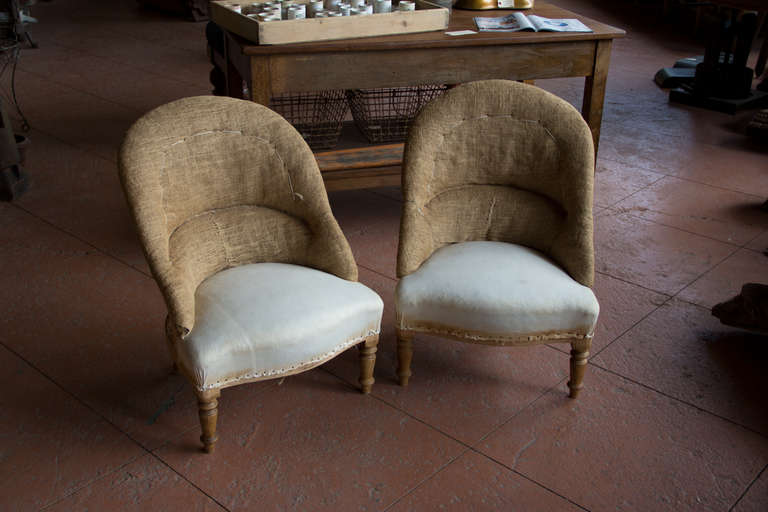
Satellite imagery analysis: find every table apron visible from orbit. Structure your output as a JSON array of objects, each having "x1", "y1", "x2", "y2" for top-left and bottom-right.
[{"x1": 252, "y1": 40, "x2": 597, "y2": 97}]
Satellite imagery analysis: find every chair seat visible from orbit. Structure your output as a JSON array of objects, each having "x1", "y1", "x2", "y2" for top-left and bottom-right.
[
  {"x1": 179, "y1": 263, "x2": 384, "y2": 390},
  {"x1": 396, "y1": 241, "x2": 599, "y2": 343}
]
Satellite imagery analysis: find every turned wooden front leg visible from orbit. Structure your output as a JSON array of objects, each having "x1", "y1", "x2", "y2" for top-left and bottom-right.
[
  {"x1": 358, "y1": 335, "x2": 378, "y2": 394},
  {"x1": 567, "y1": 340, "x2": 590, "y2": 399},
  {"x1": 197, "y1": 389, "x2": 221, "y2": 453},
  {"x1": 396, "y1": 329, "x2": 414, "y2": 387}
]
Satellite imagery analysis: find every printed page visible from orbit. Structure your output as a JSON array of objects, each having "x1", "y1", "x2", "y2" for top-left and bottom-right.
[
  {"x1": 527, "y1": 15, "x2": 592, "y2": 33},
  {"x1": 474, "y1": 12, "x2": 534, "y2": 32}
]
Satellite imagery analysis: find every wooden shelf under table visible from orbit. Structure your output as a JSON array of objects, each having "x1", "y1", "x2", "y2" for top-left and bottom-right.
[{"x1": 315, "y1": 143, "x2": 404, "y2": 191}]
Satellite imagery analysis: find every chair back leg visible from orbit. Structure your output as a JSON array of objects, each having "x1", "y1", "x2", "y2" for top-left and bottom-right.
[{"x1": 396, "y1": 329, "x2": 414, "y2": 387}]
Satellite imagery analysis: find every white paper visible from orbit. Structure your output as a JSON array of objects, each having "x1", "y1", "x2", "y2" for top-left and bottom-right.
[
  {"x1": 528, "y1": 15, "x2": 592, "y2": 33},
  {"x1": 446, "y1": 30, "x2": 478, "y2": 36},
  {"x1": 475, "y1": 13, "x2": 591, "y2": 33},
  {"x1": 474, "y1": 13, "x2": 533, "y2": 32}
]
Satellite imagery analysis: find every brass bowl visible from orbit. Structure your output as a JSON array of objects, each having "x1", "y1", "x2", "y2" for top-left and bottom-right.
[{"x1": 453, "y1": 0, "x2": 532, "y2": 10}]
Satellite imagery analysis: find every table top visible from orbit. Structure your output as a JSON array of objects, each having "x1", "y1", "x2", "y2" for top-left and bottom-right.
[{"x1": 238, "y1": 2, "x2": 625, "y2": 55}]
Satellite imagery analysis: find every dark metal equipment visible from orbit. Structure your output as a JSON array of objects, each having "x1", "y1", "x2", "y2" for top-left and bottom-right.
[
  {"x1": 667, "y1": 9, "x2": 768, "y2": 113},
  {"x1": 0, "y1": 97, "x2": 27, "y2": 201},
  {"x1": 0, "y1": 0, "x2": 34, "y2": 201}
]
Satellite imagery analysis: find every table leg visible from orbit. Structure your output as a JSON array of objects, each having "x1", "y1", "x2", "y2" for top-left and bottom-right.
[
  {"x1": 755, "y1": 11, "x2": 767, "y2": 78},
  {"x1": 224, "y1": 34, "x2": 245, "y2": 99},
  {"x1": 250, "y1": 56, "x2": 272, "y2": 106},
  {"x1": 582, "y1": 39, "x2": 612, "y2": 157}
]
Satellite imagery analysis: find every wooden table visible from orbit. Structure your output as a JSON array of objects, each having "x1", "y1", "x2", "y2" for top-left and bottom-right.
[{"x1": 220, "y1": 2, "x2": 625, "y2": 190}]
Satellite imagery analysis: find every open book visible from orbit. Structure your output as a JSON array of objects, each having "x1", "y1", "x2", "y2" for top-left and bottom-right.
[{"x1": 474, "y1": 13, "x2": 592, "y2": 33}]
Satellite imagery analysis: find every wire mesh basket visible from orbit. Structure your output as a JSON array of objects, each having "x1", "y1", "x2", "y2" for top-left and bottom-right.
[
  {"x1": 269, "y1": 90, "x2": 348, "y2": 150},
  {"x1": 345, "y1": 85, "x2": 448, "y2": 144}
]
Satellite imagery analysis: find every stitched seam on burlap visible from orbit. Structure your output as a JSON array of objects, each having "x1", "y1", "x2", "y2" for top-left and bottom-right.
[
  {"x1": 163, "y1": 130, "x2": 300, "y2": 201},
  {"x1": 197, "y1": 328, "x2": 380, "y2": 391},
  {"x1": 168, "y1": 129, "x2": 243, "y2": 146},
  {"x1": 160, "y1": 129, "x2": 244, "y2": 238},
  {"x1": 166, "y1": 204, "x2": 306, "y2": 240},
  {"x1": 422, "y1": 115, "x2": 555, "y2": 207},
  {"x1": 485, "y1": 195, "x2": 497, "y2": 238},
  {"x1": 208, "y1": 213, "x2": 232, "y2": 267}
]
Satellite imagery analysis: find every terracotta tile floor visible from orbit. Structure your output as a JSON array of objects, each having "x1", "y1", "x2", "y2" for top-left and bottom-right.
[{"x1": 2, "y1": 0, "x2": 767, "y2": 510}]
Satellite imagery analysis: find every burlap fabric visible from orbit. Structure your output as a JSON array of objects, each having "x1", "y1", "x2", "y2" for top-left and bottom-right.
[
  {"x1": 119, "y1": 96, "x2": 357, "y2": 336},
  {"x1": 397, "y1": 80, "x2": 595, "y2": 287}
]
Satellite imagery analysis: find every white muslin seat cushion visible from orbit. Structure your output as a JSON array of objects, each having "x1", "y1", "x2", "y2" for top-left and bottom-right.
[
  {"x1": 179, "y1": 263, "x2": 384, "y2": 390},
  {"x1": 396, "y1": 241, "x2": 599, "y2": 342}
]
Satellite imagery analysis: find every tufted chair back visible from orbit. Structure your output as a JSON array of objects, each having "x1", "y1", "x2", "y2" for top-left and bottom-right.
[
  {"x1": 119, "y1": 96, "x2": 357, "y2": 336},
  {"x1": 397, "y1": 80, "x2": 595, "y2": 287}
]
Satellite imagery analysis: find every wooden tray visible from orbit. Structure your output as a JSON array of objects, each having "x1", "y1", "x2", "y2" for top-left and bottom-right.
[{"x1": 210, "y1": 0, "x2": 450, "y2": 45}]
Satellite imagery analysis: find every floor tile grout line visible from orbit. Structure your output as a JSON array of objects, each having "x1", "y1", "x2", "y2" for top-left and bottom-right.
[
  {"x1": 0, "y1": 339, "x2": 207, "y2": 460},
  {"x1": 28, "y1": 6, "x2": 205, "y2": 54},
  {"x1": 8, "y1": 203, "x2": 153, "y2": 279},
  {"x1": 315, "y1": 367, "x2": 513, "y2": 511},
  {"x1": 0, "y1": 340, "x2": 128, "y2": 430},
  {"x1": 370, "y1": 371, "x2": 591, "y2": 509},
  {"x1": 368, "y1": 189, "x2": 403, "y2": 205},
  {"x1": 318, "y1": 365, "x2": 497, "y2": 456},
  {"x1": 37, "y1": 454, "x2": 148, "y2": 511},
  {"x1": 5, "y1": 335, "x2": 228, "y2": 511},
  {"x1": 320, "y1": 354, "x2": 574, "y2": 457},
  {"x1": 672, "y1": 295, "x2": 720, "y2": 310},
  {"x1": 380, "y1": 446, "x2": 474, "y2": 512},
  {"x1": 468, "y1": 358, "x2": 764, "y2": 511},
  {"x1": 618, "y1": 210, "x2": 760, "y2": 249},
  {"x1": 25, "y1": 9, "x2": 208, "y2": 55},
  {"x1": 729, "y1": 463, "x2": 767, "y2": 512},
  {"x1": 669, "y1": 243, "x2": 746, "y2": 304},
  {"x1": 594, "y1": 209, "x2": 744, "y2": 300},
  {"x1": 14, "y1": 67, "x2": 146, "y2": 115},
  {"x1": 20, "y1": 38, "x2": 210, "y2": 90},
  {"x1": 741, "y1": 226, "x2": 768, "y2": 253},
  {"x1": 145, "y1": 452, "x2": 233, "y2": 512},
  {"x1": 595, "y1": 157, "x2": 667, "y2": 181},
  {"x1": 596, "y1": 153, "x2": 768, "y2": 199},
  {"x1": 357, "y1": 262, "x2": 398, "y2": 283},
  {"x1": 39, "y1": 419, "x2": 232, "y2": 512},
  {"x1": 588, "y1": 363, "x2": 768, "y2": 440},
  {"x1": 742, "y1": 243, "x2": 768, "y2": 255},
  {"x1": 595, "y1": 170, "x2": 667, "y2": 210},
  {"x1": 470, "y1": 377, "x2": 569, "y2": 449},
  {"x1": 0, "y1": 341, "x2": 163, "y2": 509},
  {"x1": 587, "y1": 294, "x2": 674, "y2": 359},
  {"x1": 97, "y1": 24, "x2": 208, "y2": 56},
  {"x1": 593, "y1": 269, "x2": 674, "y2": 299},
  {"x1": 599, "y1": 206, "x2": 752, "y2": 250},
  {"x1": 543, "y1": 290, "x2": 664, "y2": 362},
  {"x1": 468, "y1": 448, "x2": 592, "y2": 512},
  {"x1": 18, "y1": 125, "x2": 120, "y2": 166}
]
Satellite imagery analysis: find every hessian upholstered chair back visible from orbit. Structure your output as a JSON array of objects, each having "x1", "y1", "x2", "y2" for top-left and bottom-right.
[
  {"x1": 120, "y1": 96, "x2": 358, "y2": 335},
  {"x1": 119, "y1": 96, "x2": 383, "y2": 452},
  {"x1": 398, "y1": 80, "x2": 595, "y2": 286},
  {"x1": 396, "y1": 80, "x2": 599, "y2": 398}
]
